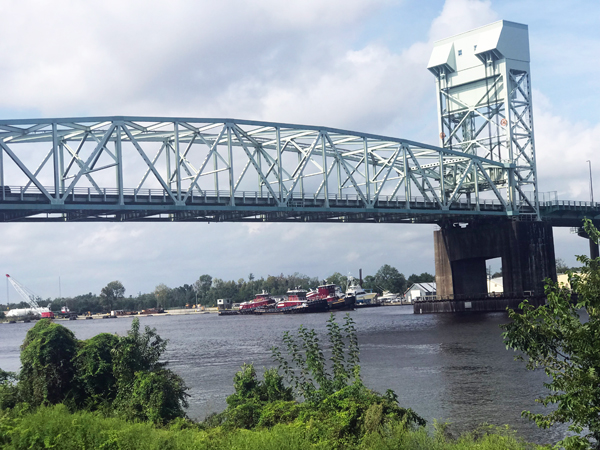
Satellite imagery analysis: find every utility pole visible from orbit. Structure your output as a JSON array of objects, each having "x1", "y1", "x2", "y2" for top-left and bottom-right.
[
  {"x1": 587, "y1": 160, "x2": 594, "y2": 204},
  {"x1": 587, "y1": 160, "x2": 598, "y2": 259}
]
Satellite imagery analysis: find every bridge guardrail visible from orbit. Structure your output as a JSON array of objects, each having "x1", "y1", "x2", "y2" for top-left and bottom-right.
[{"x1": 3, "y1": 184, "x2": 598, "y2": 216}]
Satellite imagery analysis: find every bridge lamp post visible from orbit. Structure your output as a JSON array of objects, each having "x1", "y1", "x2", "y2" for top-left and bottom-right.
[{"x1": 586, "y1": 160, "x2": 594, "y2": 204}]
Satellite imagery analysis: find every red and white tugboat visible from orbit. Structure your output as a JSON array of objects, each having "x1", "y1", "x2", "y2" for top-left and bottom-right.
[
  {"x1": 282, "y1": 288, "x2": 330, "y2": 314},
  {"x1": 277, "y1": 288, "x2": 308, "y2": 309},
  {"x1": 311, "y1": 284, "x2": 355, "y2": 311},
  {"x1": 239, "y1": 290, "x2": 276, "y2": 314}
]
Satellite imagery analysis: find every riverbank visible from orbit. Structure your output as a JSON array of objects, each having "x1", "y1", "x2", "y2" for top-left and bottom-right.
[{"x1": 0, "y1": 404, "x2": 542, "y2": 450}]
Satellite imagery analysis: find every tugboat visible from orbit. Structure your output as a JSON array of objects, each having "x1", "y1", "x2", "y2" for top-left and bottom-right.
[
  {"x1": 279, "y1": 288, "x2": 330, "y2": 314},
  {"x1": 277, "y1": 288, "x2": 308, "y2": 309},
  {"x1": 239, "y1": 290, "x2": 276, "y2": 314},
  {"x1": 308, "y1": 284, "x2": 355, "y2": 311}
]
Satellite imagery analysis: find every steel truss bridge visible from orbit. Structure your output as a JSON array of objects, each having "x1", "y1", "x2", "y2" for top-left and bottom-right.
[{"x1": 0, "y1": 116, "x2": 594, "y2": 226}]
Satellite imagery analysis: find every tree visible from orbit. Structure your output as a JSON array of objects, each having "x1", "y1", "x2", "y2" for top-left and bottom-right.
[
  {"x1": 100, "y1": 280, "x2": 125, "y2": 312},
  {"x1": 555, "y1": 257, "x2": 570, "y2": 274},
  {"x1": 154, "y1": 283, "x2": 170, "y2": 309},
  {"x1": 503, "y1": 218, "x2": 600, "y2": 450},
  {"x1": 18, "y1": 319, "x2": 78, "y2": 406},
  {"x1": 74, "y1": 333, "x2": 120, "y2": 409},
  {"x1": 374, "y1": 264, "x2": 406, "y2": 294},
  {"x1": 125, "y1": 369, "x2": 189, "y2": 424},
  {"x1": 407, "y1": 272, "x2": 435, "y2": 285},
  {"x1": 0, "y1": 369, "x2": 18, "y2": 409},
  {"x1": 325, "y1": 272, "x2": 348, "y2": 290},
  {"x1": 112, "y1": 318, "x2": 189, "y2": 423},
  {"x1": 193, "y1": 274, "x2": 212, "y2": 304}
]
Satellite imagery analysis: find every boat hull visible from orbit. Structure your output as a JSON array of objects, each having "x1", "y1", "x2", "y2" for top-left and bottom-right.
[{"x1": 329, "y1": 296, "x2": 355, "y2": 311}]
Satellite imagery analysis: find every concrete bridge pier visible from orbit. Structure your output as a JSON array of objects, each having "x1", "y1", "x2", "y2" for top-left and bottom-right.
[{"x1": 421, "y1": 221, "x2": 557, "y2": 314}]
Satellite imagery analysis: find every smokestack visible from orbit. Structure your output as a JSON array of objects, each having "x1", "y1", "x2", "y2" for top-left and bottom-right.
[{"x1": 359, "y1": 269, "x2": 363, "y2": 286}]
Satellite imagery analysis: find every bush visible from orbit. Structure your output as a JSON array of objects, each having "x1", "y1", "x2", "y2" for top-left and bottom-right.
[
  {"x1": 120, "y1": 369, "x2": 189, "y2": 424},
  {"x1": 1, "y1": 317, "x2": 189, "y2": 426},
  {"x1": 18, "y1": 319, "x2": 78, "y2": 406},
  {"x1": 219, "y1": 314, "x2": 425, "y2": 448},
  {"x1": 0, "y1": 370, "x2": 18, "y2": 410},
  {"x1": 73, "y1": 332, "x2": 120, "y2": 410},
  {"x1": 223, "y1": 364, "x2": 293, "y2": 429}
]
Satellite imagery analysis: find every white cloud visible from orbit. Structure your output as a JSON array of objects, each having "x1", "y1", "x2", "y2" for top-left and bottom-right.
[
  {"x1": 0, "y1": 0, "x2": 597, "y2": 297},
  {"x1": 533, "y1": 91, "x2": 600, "y2": 199}
]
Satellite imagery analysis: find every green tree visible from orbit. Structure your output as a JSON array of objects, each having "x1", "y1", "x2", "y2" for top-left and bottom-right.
[
  {"x1": 326, "y1": 272, "x2": 348, "y2": 290},
  {"x1": 74, "y1": 333, "x2": 120, "y2": 409},
  {"x1": 100, "y1": 280, "x2": 125, "y2": 312},
  {"x1": 112, "y1": 318, "x2": 189, "y2": 423},
  {"x1": 124, "y1": 369, "x2": 189, "y2": 424},
  {"x1": 154, "y1": 283, "x2": 170, "y2": 309},
  {"x1": 18, "y1": 319, "x2": 78, "y2": 406},
  {"x1": 555, "y1": 257, "x2": 570, "y2": 274},
  {"x1": 407, "y1": 272, "x2": 435, "y2": 285},
  {"x1": 0, "y1": 369, "x2": 18, "y2": 409},
  {"x1": 193, "y1": 274, "x2": 212, "y2": 305},
  {"x1": 112, "y1": 318, "x2": 167, "y2": 387},
  {"x1": 374, "y1": 264, "x2": 406, "y2": 294},
  {"x1": 503, "y1": 218, "x2": 600, "y2": 450}
]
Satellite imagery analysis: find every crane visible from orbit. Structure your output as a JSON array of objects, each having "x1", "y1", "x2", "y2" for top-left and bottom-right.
[{"x1": 5, "y1": 274, "x2": 54, "y2": 318}]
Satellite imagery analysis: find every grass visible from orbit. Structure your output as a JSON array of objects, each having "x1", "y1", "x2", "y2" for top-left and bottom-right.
[{"x1": 0, "y1": 405, "x2": 546, "y2": 450}]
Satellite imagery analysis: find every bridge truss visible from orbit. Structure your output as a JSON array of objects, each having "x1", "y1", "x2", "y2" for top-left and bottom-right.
[{"x1": 0, "y1": 116, "x2": 534, "y2": 223}]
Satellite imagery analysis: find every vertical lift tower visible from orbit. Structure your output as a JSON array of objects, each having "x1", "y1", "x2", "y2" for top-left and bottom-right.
[{"x1": 427, "y1": 21, "x2": 556, "y2": 303}]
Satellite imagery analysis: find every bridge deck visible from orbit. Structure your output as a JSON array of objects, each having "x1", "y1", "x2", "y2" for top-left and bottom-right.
[{"x1": 0, "y1": 185, "x2": 596, "y2": 225}]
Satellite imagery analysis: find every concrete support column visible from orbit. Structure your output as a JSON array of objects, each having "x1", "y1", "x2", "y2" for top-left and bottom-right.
[{"x1": 434, "y1": 221, "x2": 556, "y2": 299}]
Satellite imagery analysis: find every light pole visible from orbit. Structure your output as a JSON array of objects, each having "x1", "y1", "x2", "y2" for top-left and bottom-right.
[
  {"x1": 587, "y1": 160, "x2": 594, "y2": 204},
  {"x1": 586, "y1": 160, "x2": 599, "y2": 259}
]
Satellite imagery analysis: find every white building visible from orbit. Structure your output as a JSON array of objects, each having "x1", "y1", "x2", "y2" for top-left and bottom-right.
[
  {"x1": 404, "y1": 282, "x2": 436, "y2": 303},
  {"x1": 487, "y1": 277, "x2": 503, "y2": 294}
]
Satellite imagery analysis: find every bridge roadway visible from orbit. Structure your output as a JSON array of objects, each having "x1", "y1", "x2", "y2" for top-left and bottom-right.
[{"x1": 0, "y1": 185, "x2": 596, "y2": 226}]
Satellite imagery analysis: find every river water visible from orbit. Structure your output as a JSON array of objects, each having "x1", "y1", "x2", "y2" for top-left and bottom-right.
[{"x1": 0, "y1": 307, "x2": 565, "y2": 445}]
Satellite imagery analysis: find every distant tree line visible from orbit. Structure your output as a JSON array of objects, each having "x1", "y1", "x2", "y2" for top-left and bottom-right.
[{"x1": 0, "y1": 265, "x2": 434, "y2": 315}]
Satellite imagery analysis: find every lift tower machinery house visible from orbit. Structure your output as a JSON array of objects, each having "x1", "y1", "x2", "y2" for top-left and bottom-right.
[
  {"x1": 426, "y1": 21, "x2": 555, "y2": 308},
  {"x1": 428, "y1": 20, "x2": 538, "y2": 217}
]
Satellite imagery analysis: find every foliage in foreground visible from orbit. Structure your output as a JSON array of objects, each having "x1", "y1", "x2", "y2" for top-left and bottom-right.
[
  {"x1": 0, "y1": 404, "x2": 543, "y2": 450},
  {"x1": 503, "y1": 218, "x2": 600, "y2": 449},
  {"x1": 214, "y1": 314, "x2": 425, "y2": 448},
  {"x1": 0, "y1": 318, "x2": 188, "y2": 424}
]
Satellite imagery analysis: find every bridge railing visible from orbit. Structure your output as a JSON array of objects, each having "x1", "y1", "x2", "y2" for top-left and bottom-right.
[
  {"x1": 541, "y1": 199, "x2": 599, "y2": 208},
  {"x1": 0, "y1": 184, "x2": 514, "y2": 210}
]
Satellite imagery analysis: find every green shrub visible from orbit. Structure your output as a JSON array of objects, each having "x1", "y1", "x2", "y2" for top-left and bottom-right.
[
  {"x1": 0, "y1": 370, "x2": 18, "y2": 410},
  {"x1": 73, "y1": 332, "x2": 120, "y2": 410},
  {"x1": 112, "y1": 317, "x2": 167, "y2": 387},
  {"x1": 118, "y1": 368, "x2": 189, "y2": 425},
  {"x1": 18, "y1": 319, "x2": 78, "y2": 406},
  {"x1": 220, "y1": 314, "x2": 425, "y2": 449},
  {"x1": 223, "y1": 364, "x2": 293, "y2": 429},
  {"x1": 112, "y1": 318, "x2": 189, "y2": 424}
]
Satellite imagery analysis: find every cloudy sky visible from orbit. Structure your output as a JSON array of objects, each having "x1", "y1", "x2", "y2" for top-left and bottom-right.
[{"x1": 1, "y1": 0, "x2": 598, "y2": 300}]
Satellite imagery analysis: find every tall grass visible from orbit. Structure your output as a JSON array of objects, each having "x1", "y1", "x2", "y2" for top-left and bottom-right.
[{"x1": 0, "y1": 405, "x2": 545, "y2": 450}]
